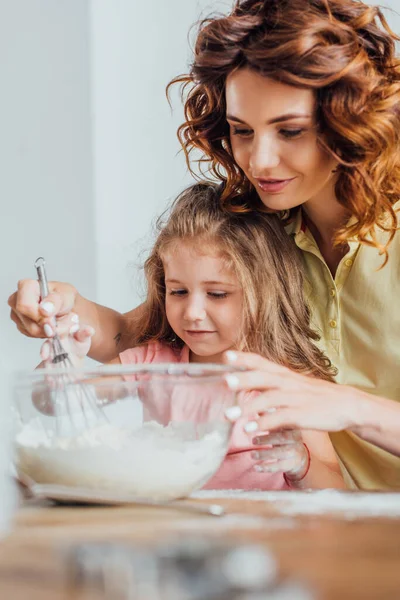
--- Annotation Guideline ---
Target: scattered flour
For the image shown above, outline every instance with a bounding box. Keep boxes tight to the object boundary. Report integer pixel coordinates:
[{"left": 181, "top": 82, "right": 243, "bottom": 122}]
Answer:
[
  {"left": 193, "top": 489, "right": 400, "bottom": 519},
  {"left": 169, "top": 514, "right": 296, "bottom": 531},
  {"left": 15, "top": 420, "right": 229, "bottom": 502}
]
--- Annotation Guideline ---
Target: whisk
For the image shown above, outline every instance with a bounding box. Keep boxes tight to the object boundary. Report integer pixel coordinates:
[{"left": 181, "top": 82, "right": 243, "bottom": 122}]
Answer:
[{"left": 34, "top": 257, "right": 107, "bottom": 432}]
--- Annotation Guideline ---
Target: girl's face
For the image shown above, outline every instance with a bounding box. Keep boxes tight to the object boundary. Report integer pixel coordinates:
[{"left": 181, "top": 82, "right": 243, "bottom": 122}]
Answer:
[
  {"left": 163, "top": 243, "right": 243, "bottom": 363},
  {"left": 225, "top": 69, "right": 338, "bottom": 212}
]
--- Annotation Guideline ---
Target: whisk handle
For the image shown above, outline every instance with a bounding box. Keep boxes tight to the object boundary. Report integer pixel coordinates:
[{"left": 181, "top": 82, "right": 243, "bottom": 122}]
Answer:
[{"left": 34, "top": 257, "right": 50, "bottom": 301}]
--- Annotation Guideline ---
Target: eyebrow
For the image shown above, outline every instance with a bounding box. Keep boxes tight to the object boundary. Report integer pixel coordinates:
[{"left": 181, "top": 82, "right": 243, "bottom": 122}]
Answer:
[
  {"left": 165, "top": 279, "right": 237, "bottom": 287},
  {"left": 226, "top": 112, "right": 312, "bottom": 125}
]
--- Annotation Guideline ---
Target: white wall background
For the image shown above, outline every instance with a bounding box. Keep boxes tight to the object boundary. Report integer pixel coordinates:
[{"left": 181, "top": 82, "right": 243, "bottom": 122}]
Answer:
[
  {"left": 90, "top": 0, "right": 232, "bottom": 313},
  {"left": 1, "top": 0, "right": 231, "bottom": 372},
  {"left": 0, "top": 0, "right": 95, "bottom": 372},
  {"left": 1, "top": 0, "right": 398, "bottom": 373}
]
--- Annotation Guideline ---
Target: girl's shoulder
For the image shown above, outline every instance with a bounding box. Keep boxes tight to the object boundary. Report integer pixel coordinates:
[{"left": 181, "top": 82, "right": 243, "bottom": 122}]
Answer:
[{"left": 119, "top": 341, "right": 188, "bottom": 365}]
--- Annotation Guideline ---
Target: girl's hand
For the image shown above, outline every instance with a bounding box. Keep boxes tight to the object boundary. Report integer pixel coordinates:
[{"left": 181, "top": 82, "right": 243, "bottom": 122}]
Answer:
[
  {"left": 34, "top": 326, "right": 95, "bottom": 415},
  {"left": 40, "top": 325, "right": 95, "bottom": 368},
  {"left": 223, "top": 351, "right": 364, "bottom": 433},
  {"left": 8, "top": 279, "right": 78, "bottom": 339},
  {"left": 249, "top": 429, "right": 310, "bottom": 480}
]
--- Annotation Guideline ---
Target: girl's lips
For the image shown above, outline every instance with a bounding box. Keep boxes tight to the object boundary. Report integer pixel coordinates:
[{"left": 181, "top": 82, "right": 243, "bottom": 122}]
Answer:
[
  {"left": 185, "top": 330, "right": 216, "bottom": 336},
  {"left": 256, "top": 177, "right": 296, "bottom": 193}
]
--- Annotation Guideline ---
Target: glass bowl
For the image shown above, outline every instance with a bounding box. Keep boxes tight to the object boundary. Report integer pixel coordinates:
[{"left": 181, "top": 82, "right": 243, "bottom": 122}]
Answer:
[{"left": 13, "top": 363, "right": 238, "bottom": 502}]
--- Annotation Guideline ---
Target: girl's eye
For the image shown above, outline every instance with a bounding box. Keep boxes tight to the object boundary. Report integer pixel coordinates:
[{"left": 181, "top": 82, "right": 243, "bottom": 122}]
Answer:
[
  {"left": 170, "top": 289, "right": 187, "bottom": 296},
  {"left": 208, "top": 292, "right": 228, "bottom": 299},
  {"left": 230, "top": 126, "right": 253, "bottom": 138},
  {"left": 280, "top": 128, "right": 305, "bottom": 139}
]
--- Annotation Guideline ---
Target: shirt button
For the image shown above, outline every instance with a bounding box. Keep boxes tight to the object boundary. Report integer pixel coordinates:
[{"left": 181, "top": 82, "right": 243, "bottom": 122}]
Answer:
[
  {"left": 344, "top": 258, "right": 353, "bottom": 267},
  {"left": 329, "top": 319, "right": 337, "bottom": 328},
  {"left": 330, "top": 288, "right": 336, "bottom": 298}
]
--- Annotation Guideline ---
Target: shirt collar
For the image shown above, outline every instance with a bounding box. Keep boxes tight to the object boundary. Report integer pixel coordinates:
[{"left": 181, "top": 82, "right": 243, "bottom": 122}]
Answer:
[{"left": 284, "top": 208, "right": 304, "bottom": 237}]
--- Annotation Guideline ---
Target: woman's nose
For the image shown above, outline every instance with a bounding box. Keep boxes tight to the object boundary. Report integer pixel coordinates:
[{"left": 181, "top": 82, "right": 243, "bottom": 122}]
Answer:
[{"left": 249, "top": 135, "right": 280, "bottom": 175}]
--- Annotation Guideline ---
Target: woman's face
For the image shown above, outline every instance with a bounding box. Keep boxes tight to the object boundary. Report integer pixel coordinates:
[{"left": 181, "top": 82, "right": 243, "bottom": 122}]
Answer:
[{"left": 225, "top": 69, "right": 338, "bottom": 212}]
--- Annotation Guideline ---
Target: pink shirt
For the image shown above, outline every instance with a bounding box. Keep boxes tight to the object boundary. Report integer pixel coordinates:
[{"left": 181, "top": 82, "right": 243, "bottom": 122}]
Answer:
[{"left": 120, "top": 341, "right": 287, "bottom": 490}]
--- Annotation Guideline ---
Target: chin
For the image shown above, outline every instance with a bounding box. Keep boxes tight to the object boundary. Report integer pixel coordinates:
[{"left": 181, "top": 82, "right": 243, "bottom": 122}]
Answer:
[{"left": 258, "top": 193, "right": 303, "bottom": 212}]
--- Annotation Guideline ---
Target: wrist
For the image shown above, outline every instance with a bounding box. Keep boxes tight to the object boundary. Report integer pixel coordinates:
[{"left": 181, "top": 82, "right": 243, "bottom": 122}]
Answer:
[
  {"left": 348, "top": 388, "right": 381, "bottom": 431},
  {"left": 283, "top": 443, "right": 311, "bottom": 486},
  {"left": 351, "top": 392, "right": 392, "bottom": 438}
]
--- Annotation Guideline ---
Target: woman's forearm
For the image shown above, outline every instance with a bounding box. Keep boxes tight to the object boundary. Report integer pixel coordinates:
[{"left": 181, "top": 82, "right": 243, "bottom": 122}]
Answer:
[{"left": 350, "top": 394, "right": 400, "bottom": 457}]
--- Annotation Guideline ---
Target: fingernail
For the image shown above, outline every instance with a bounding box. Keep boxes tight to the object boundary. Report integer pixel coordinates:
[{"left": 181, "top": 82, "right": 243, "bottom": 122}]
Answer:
[
  {"left": 266, "top": 407, "right": 277, "bottom": 414},
  {"left": 225, "top": 374, "right": 239, "bottom": 390},
  {"left": 224, "top": 406, "right": 242, "bottom": 421},
  {"left": 244, "top": 421, "right": 259, "bottom": 433},
  {"left": 225, "top": 351, "right": 238, "bottom": 362},
  {"left": 43, "top": 324, "right": 54, "bottom": 338},
  {"left": 254, "top": 465, "right": 264, "bottom": 472},
  {"left": 71, "top": 313, "right": 79, "bottom": 323},
  {"left": 40, "top": 301, "right": 55, "bottom": 315},
  {"left": 86, "top": 326, "right": 95, "bottom": 336},
  {"left": 69, "top": 324, "right": 80, "bottom": 334}
]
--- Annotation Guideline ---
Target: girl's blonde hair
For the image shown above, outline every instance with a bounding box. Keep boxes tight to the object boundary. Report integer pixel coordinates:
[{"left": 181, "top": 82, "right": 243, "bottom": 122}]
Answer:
[
  {"left": 129, "top": 182, "right": 334, "bottom": 381},
  {"left": 169, "top": 0, "right": 400, "bottom": 264}
]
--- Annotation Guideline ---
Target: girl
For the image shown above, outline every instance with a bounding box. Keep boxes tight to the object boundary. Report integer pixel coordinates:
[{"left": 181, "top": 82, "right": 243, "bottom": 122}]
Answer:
[{"left": 40, "top": 183, "right": 344, "bottom": 491}]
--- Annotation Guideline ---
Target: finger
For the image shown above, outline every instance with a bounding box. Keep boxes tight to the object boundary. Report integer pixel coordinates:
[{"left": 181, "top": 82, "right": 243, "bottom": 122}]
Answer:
[
  {"left": 10, "top": 308, "right": 45, "bottom": 338},
  {"left": 240, "top": 391, "right": 299, "bottom": 416},
  {"left": 15, "top": 280, "right": 41, "bottom": 321},
  {"left": 223, "top": 351, "right": 288, "bottom": 374},
  {"left": 254, "top": 456, "right": 301, "bottom": 474},
  {"left": 224, "top": 369, "right": 301, "bottom": 393},
  {"left": 49, "top": 313, "right": 80, "bottom": 337},
  {"left": 252, "top": 443, "right": 303, "bottom": 462},
  {"left": 252, "top": 429, "right": 302, "bottom": 446},
  {"left": 225, "top": 392, "right": 299, "bottom": 424},
  {"left": 10, "top": 281, "right": 49, "bottom": 337},
  {"left": 73, "top": 325, "right": 95, "bottom": 343},
  {"left": 39, "top": 287, "right": 74, "bottom": 319},
  {"left": 40, "top": 341, "right": 52, "bottom": 363},
  {"left": 7, "top": 291, "right": 17, "bottom": 309},
  {"left": 252, "top": 408, "right": 308, "bottom": 433}
]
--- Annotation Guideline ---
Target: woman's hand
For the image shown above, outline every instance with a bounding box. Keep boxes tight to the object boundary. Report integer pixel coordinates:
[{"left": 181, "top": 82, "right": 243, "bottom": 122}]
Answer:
[
  {"left": 8, "top": 279, "right": 78, "bottom": 339},
  {"left": 223, "top": 351, "right": 365, "bottom": 433},
  {"left": 8, "top": 278, "right": 138, "bottom": 363}
]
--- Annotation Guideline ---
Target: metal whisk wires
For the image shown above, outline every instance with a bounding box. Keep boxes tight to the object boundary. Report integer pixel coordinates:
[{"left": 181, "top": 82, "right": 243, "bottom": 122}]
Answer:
[{"left": 34, "top": 257, "right": 107, "bottom": 433}]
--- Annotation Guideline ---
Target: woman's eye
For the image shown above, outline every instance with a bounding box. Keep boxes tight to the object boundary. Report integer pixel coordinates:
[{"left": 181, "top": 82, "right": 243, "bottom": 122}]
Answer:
[
  {"left": 230, "top": 126, "right": 253, "bottom": 138},
  {"left": 208, "top": 292, "right": 228, "bottom": 299},
  {"left": 280, "top": 128, "right": 305, "bottom": 139},
  {"left": 170, "top": 289, "right": 187, "bottom": 296}
]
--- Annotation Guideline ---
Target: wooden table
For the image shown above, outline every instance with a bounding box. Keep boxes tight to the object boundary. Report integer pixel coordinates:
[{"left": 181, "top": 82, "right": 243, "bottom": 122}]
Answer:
[{"left": 1, "top": 490, "right": 400, "bottom": 600}]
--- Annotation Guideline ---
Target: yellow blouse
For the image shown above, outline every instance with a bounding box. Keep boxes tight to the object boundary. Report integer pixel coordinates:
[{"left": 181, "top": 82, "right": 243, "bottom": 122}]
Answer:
[{"left": 286, "top": 205, "right": 400, "bottom": 490}]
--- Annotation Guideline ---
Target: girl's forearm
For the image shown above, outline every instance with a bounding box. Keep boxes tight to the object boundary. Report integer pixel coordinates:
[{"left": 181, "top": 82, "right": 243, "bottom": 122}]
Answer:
[{"left": 74, "top": 296, "right": 144, "bottom": 362}]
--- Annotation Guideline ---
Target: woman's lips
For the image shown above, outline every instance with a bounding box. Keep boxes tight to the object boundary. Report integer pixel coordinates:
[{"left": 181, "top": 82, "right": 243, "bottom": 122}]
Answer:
[{"left": 256, "top": 177, "right": 296, "bottom": 193}]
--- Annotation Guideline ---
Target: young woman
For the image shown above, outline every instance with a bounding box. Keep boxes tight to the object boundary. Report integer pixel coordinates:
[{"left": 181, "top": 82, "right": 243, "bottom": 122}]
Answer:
[{"left": 9, "top": 0, "right": 400, "bottom": 489}]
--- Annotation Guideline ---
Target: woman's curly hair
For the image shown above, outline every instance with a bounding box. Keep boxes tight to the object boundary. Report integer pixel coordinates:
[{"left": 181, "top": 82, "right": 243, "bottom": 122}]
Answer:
[{"left": 168, "top": 0, "right": 400, "bottom": 263}]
